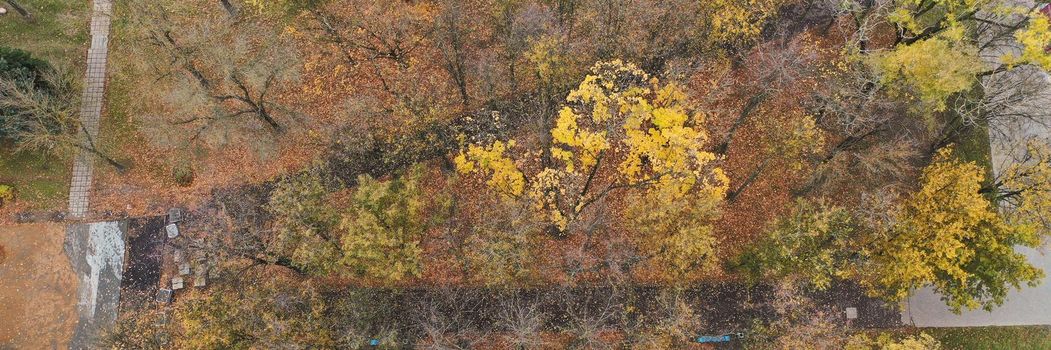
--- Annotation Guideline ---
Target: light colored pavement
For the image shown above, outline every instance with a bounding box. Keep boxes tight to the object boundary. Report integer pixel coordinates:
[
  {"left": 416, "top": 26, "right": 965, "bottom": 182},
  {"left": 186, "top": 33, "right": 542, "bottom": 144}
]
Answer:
[
  {"left": 65, "top": 221, "right": 126, "bottom": 349},
  {"left": 903, "top": 245, "right": 1051, "bottom": 326},
  {"left": 68, "top": 0, "right": 114, "bottom": 219}
]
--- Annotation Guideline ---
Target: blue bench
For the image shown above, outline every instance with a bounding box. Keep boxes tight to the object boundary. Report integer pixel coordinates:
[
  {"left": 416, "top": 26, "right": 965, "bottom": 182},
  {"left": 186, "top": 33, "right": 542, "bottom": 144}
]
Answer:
[{"left": 696, "top": 334, "right": 733, "bottom": 343}]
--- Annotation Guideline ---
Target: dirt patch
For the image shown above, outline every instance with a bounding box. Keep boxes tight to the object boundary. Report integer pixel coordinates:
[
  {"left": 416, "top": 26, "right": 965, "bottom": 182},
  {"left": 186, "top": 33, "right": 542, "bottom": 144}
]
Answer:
[
  {"left": 119, "top": 216, "right": 166, "bottom": 310},
  {"left": 0, "top": 223, "right": 79, "bottom": 349}
]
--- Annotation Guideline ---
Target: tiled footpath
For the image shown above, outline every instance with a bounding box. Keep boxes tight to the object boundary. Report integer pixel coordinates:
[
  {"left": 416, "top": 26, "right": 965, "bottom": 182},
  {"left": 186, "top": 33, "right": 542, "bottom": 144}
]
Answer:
[{"left": 68, "top": 0, "right": 114, "bottom": 218}]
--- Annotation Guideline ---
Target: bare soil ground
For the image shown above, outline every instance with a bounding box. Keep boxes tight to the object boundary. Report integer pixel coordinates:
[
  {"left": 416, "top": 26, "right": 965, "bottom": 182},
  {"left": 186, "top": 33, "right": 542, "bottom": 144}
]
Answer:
[{"left": 0, "top": 223, "right": 79, "bottom": 349}]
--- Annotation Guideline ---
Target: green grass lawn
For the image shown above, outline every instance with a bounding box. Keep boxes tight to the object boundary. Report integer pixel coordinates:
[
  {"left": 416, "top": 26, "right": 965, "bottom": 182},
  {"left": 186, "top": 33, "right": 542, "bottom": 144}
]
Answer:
[
  {"left": 0, "top": 0, "right": 89, "bottom": 210},
  {"left": 0, "top": 147, "right": 69, "bottom": 209},
  {"left": 0, "top": 0, "right": 88, "bottom": 63},
  {"left": 923, "top": 326, "right": 1051, "bottom": 350}
]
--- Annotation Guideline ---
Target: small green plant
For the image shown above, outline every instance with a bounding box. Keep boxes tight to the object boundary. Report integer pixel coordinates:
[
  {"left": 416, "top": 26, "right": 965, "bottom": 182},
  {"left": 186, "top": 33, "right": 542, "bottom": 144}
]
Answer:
[{"left": 171, "top": 164, "right": 195, "bottom": 187}]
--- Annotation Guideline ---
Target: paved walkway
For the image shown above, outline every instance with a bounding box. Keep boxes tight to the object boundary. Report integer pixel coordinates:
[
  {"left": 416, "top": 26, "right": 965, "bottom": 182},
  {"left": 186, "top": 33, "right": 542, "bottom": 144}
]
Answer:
[
  {"left": 65, "top": 221, "right": 126, "bottom": 349},
  {"left": 68, "top": 0, "right": 114, "bottom": 219}
]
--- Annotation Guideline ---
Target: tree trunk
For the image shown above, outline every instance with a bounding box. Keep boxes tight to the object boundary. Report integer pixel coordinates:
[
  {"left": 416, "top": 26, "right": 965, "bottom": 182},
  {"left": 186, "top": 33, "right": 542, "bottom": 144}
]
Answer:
[
  {"left": 726, "top": 157, "right": 771, "bottom": 203},
  {"left": 4, "top": 0, "right": 31, "bottom": 20},
  {"left": 76, "top": 143, "right": 128, "bottom": 173},
  {"left": 256, "top": 110, "right": 284, "bottom": 134},
  {"left": 716, "top": 91, "right": 769, "bottom": 155},
  {"left": 218, "top": 0, "right": 238, "bottom": 18}
]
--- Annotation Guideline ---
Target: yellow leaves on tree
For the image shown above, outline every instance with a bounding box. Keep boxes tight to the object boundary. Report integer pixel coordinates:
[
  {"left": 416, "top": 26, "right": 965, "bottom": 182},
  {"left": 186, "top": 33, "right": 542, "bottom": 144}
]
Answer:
[
  {"left": 739, "top": 147, "right": 1046, "bottom": 312},
  {"left": 626, "top": 185, "right": 724, "bottom": 282},
  {"left": 998, "top": 141, "right": 1051, "bottom": 236},
  {"left": 868, "top": 147, "right": 1043, "bottom": 312},
  {"left": 888, "top": 0, "right": 983, "bottom": 40},
  {"left": 454, "top": 140, "right": 526, "bottom": 197},
  {"left": 702, "top": 0, "right": 788, "bottom": 46},
  {"left": 457, "top": 60, "right": 728, "bottom": 237},
  {"left": 525, "top": 35, "right": 580, "bottom": 90},
  {"left": 1006, "top": 14, "right": 1051, "bottom": 71},
  {"left": 870, "top": 37, "right": 984, "bottom": 117}
]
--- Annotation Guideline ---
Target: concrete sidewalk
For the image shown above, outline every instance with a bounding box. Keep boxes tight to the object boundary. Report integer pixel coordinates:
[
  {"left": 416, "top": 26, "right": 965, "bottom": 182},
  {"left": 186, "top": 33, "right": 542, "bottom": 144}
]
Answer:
[
  {"left": 65, "top": 221, "right": 126, "bottom": 349},
  {"left": 68, "top": 0, "right": 114, "bottom": 219},
  {"left": 903, "top": 244, "right": 1051, "bottom": 327}
]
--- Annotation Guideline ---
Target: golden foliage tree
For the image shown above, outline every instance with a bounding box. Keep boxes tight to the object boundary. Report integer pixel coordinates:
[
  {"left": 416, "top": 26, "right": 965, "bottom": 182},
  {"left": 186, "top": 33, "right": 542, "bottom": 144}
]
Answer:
[
  {"left": 868, "top": 147, "right": 1043, "bottom": 311},
  {"left": 741, "top": 147, "right": 1046, "bottom": 312},
  {"left": 456, "top": 60, "right": 728, "bottom": 235}
]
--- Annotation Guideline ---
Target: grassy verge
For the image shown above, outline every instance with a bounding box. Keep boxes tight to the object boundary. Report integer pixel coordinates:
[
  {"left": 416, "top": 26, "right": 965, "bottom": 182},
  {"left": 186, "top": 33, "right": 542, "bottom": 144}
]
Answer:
[
  {"left": 0, "top": 0, "right": 88, "bottom": 210},
  {"left": 0, "top": 0, "right": 88, "bottom": 63},
  {"left": 922, "top": 326, "right": 1051, "bottom": 350},
  {"left": 0, "top": 147, "right": 69, "bottom": 209}
]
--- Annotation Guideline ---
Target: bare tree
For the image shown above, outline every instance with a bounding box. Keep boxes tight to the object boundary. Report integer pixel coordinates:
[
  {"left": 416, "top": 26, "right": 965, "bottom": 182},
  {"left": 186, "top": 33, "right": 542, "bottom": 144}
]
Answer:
[
  {"left": 435, "top": 1, "right": 474, "bottom": 108},
  {"left": 496, "top": 293, "right": 546, "bottom": 350},
  {"left": 0, "top": 66, "right": 127, "bottom": 171},
  {"left": 557, "top": 285, "right": 624, "bottom": 350},
  {"left": 125, "top": 0, "right": 300, "bottom": 147},
  {"left": 413, "top": 288, "right": 490, "bottom": 349}
]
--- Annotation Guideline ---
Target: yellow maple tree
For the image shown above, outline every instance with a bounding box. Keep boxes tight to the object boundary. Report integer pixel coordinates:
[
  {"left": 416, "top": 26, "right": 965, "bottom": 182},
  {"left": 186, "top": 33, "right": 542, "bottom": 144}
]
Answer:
[
  {"left": 866, "top": 147, "right": 1043, "bottom": 312},
  {"left": 457, "top": 60, "right": 728, "bottom": 238}
]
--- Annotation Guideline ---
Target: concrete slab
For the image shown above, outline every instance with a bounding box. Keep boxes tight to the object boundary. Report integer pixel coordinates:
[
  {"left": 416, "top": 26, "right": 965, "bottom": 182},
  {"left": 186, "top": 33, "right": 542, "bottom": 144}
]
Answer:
[
  {"left": 903, "top": 244, "right": 1051, "bottom": 326},
  {"left": 65, "top": 221, "right": 126, "bottom": 348}
]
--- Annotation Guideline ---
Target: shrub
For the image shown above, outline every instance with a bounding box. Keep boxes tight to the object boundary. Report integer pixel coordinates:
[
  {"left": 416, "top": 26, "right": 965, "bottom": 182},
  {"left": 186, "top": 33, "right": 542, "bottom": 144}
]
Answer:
[
  {"left": 171, "top": 163, "right": 195, "bottom": 187},
  {"left": 0, "top": 184, "right": 14, "bottom": 207}
]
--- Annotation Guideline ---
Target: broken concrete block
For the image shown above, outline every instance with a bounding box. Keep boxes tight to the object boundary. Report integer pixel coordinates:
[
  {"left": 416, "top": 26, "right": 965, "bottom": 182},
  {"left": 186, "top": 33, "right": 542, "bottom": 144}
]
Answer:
[
  {"left": 845, "top": 307, "right": 858, "bottom": 320},
  {"left": 172, "top": 276, "right": 184, "bottom": 290},
  {"left": 165, "top": 223, "right": 179, "bottom": 239},
  {"left": 167, "top": 208, "right": 183, "bottom": 223},
  {"left": 194, "top": 275, "right": 206, "bottom": 288},
  {"left": 179, "top": 262, "right": 191, "bottom": 276},
  {"left": 156, "top": 289, "right": 173, "bottom": 303}
]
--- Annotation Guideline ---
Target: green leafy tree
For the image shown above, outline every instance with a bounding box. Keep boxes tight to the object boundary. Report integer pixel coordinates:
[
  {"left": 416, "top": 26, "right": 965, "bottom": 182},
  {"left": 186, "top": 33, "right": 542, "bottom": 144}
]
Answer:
[
  {"left": 740, "top": 148, "right": 1045, "bottom": 312},
  {"left": 267, "top": 169, "right": 342, "bottom": 275},
  {"left": 174, "top": 279, "right": 337, "bottom": 349},
  {"left": 339, "top": 168, "right": 440, "bottom": 282},
  {"left": 733, "top": 199, "right": 860, "bottom": 289},
  {"left": 267, "top": 167, "right": 438, "bottom": 283}
]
